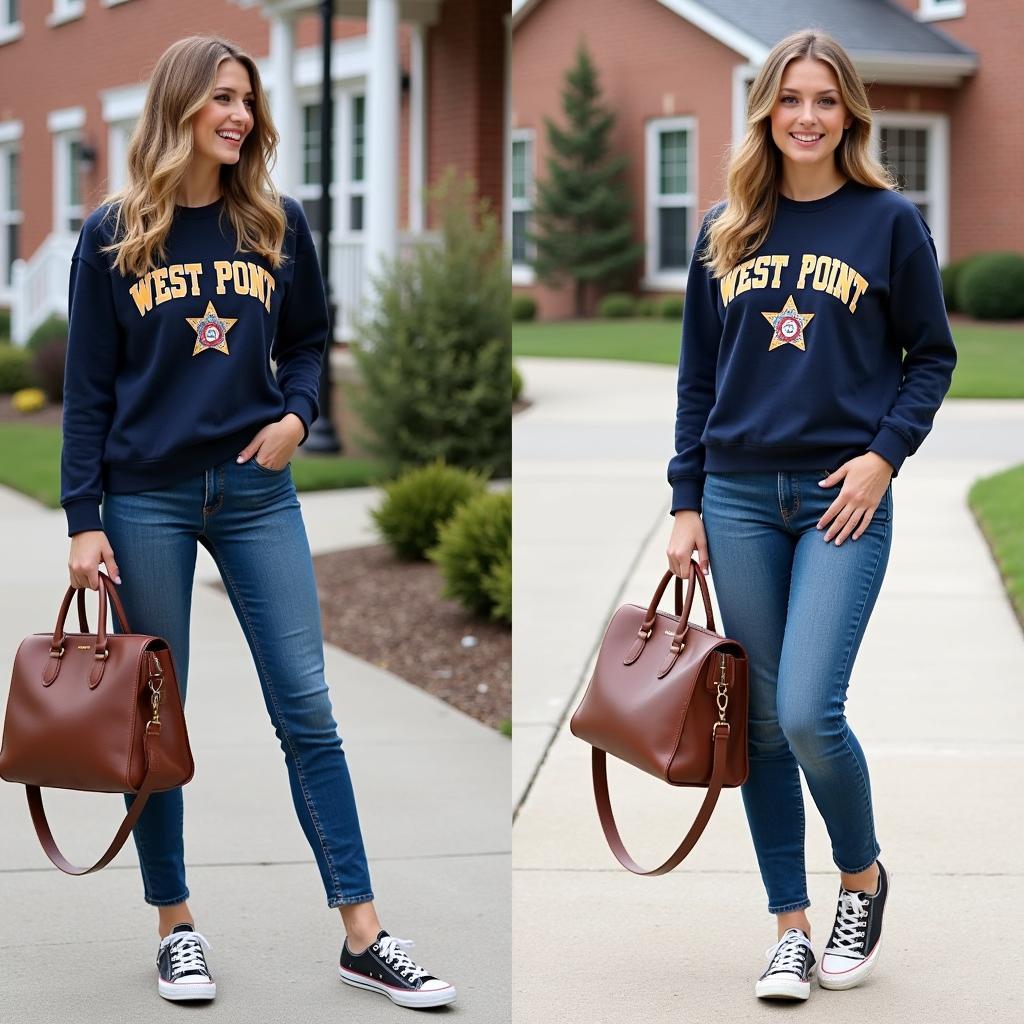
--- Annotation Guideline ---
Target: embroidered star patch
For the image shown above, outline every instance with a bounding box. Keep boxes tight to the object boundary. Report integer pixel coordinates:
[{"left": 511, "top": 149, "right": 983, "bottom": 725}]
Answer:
[
  {"left": 761, "top": 295, "right": 815, "bottom": 352},
  {"left": 186, "top": 301, "right": 238, "bottom": 356}
]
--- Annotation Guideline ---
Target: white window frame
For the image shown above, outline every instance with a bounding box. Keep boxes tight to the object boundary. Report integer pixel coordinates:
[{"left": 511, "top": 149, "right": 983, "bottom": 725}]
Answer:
[
  {"left": 46, "top": 0, "right": 85, "bottom": 28},
  {"left": 106, "top": 118, "right": 137, "bottom": 193},
  {"left": 101, "top": 0, "right": 139, "bottom": 6},
  {"left": 0, "top": 124, "right": 23, "bottom": 300},
  {"left": 872, "top": 111, "right": 949, "bottom": 266},
  {"left": 0, "top": 0, "right": 23, "bottom": 45},
  {"left": 644, "top": 115, "right": 697, "bottom": 293},
  {"left": 348, "top": 92, "right": 366, "bottom": 234},
  {"left": 917, "top": 0, "right": 966, "bottom": 22},
  {"left": 510, "top": 128, "right": 535, "bottom": 286}
]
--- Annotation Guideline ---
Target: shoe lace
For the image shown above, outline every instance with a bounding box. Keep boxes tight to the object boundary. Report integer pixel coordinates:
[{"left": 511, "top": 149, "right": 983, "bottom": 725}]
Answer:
[
  {"left": 159, "top": 930, "right": 212, "bottom": 978},
  {"left": 828, "top": 890, "right": 868, "bottom": 953},
  {"left": 764, "top": 929, "right": 812, "bottom": 973},
  {"left": 377, "top": 935, "right": 428, "bottom": 983}
]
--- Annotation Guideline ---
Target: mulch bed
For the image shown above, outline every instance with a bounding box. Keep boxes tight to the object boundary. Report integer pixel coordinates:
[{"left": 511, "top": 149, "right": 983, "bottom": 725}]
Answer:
[
  {"left": 310, "top": 544, "right": 511, "bottom": 731},
  {"left": 0, "top": 394, "right": 63, "bottom": 425}
]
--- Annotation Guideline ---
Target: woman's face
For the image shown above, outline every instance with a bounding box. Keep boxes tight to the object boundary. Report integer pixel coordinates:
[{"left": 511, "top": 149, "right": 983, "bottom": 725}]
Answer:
[
  {"left": 769, "top": 58, "right": 853, "bottom": 171},
  {"left": 191, "top": 58, "right": 254, "bottom": 167}
]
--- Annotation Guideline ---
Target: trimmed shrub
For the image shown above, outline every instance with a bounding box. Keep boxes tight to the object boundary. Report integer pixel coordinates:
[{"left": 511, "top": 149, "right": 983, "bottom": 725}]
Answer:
[
  {"left": 956, "top": 252, "right": 1024, "bottom": 320},
  {"left": 32, "top": 337, "right": 66, "bottom": 402},
  {"left": 12, "top": 387, "right": 46, "bottom": 413},
  {"left": 598, "top": 292, "right": 635, "bottom": 318},
  {"left": 659, "top": 296, "right": 684, "bottom": 319},
  {"left": 0, "top": 344, "right": 33, "bottom": 394},
  {"left": 940, "top": 257, "right": 971, "bottom": 313},
  {"left": 429, "top": 489, "right": 512, "bottom": 621},
  {"left": 351, "top": 170, "right": 512, "bottom": 478},
  {"left": 512, "top": 363, "right": 523, "bottom": 403},
  {"left": 0, "top": 307, "right": 10, "bottom": 342},
  {"left": 372, "top": 460, "right": 487, "bottom": 560},
  {"left": 26, "top": 313, "right": 68, "bottom": 353},
  {"left": 483, "top": 553, "right": 512, "bottom": 624},
  {"left": 636, "top": 297, "right": 658, "bottom": 317},
  {"left": 512, "top": 294, "right": 537, "bottom": 321}
]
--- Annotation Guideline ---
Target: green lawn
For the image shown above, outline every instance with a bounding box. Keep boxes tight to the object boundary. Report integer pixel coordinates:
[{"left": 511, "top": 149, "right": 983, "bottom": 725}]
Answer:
[
  {"left": 0, "top": 423, "right": 386, "bottom": 510},
  {"left": 969, "top": 463, "right": 1024, "bottom": 631},
  {"left": 512, "top": 319, "right": 1024, "bottom": 398}
]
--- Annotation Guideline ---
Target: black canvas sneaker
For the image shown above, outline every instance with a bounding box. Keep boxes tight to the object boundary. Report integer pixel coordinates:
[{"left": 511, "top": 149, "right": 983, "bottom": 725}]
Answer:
[
  {"left": 339, "top": 929, "right": 456, "bottom": 1008},
  {"left": 756, "top": 927, "right": 817, "bottom": 1000},
  {"left": 818, "top": 860, "right": 891, "bottom": 990},
  {"left": 156, "top": 923, "right": 216, "bottom": 1002}
]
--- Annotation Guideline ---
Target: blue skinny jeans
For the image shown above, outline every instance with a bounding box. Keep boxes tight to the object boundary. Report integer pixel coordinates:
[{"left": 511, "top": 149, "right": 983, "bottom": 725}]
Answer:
[
  {"left": 700, "top": 469, "right": 892, "bottom": 914},
  {"left": 100, "top": 454, "right": 374, "bottom": 908}
]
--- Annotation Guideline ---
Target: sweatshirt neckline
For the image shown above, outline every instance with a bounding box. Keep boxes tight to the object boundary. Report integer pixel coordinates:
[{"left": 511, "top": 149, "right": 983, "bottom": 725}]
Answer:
[
  {"left": 174, "top": 196, "right": 224, "bottom": 220},
  {"left": 776, "top": 179, "right": 855, "bottom": 213}
]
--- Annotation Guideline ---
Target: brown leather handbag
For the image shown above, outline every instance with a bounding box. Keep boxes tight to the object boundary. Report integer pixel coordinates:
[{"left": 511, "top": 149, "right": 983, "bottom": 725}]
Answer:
[
  {"left": 0, "top": 571, "right": 194, "bottom": 875},
  {"left": 570, "top": 558, "right": 749, "bottom": 875}
]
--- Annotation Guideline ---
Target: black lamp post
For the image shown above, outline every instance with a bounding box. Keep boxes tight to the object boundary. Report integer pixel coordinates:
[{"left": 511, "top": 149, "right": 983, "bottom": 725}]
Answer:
[{"left": 304, "top": 0, "right": 342, "bottom": 453}]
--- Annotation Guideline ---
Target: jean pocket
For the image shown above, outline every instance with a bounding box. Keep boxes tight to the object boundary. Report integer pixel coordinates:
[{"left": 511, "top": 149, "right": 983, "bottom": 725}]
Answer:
[{"left": 248, "top": 455, "right": 289, "bottom": 474}]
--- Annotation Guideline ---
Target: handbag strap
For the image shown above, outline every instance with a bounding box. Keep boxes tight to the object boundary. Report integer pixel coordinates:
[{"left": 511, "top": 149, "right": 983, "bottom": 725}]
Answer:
[
  {"left": 24, "top": 721, "right": 167, "bottom": 876},
  {"left": 590, "top": 723, "right": 732, "bottom": 876}
]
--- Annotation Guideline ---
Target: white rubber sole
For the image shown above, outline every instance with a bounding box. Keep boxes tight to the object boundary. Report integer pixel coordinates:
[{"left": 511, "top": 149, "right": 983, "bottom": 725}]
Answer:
[
  {"left": 755, "top": 974, "right": 813, "bottom": 1000},
  {"left": 818, "top": 871, "right": 891, "bottom": 990},
  {"left": 158, "top": 977, "right": 216, "bottom": 1001},
  {"left": 339, "top": 965, "right": 456, "bottom": 1008}
]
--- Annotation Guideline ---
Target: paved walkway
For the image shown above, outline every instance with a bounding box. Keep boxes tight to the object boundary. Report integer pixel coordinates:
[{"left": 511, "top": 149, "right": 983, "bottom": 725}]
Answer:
[
  {"left": 0, "top": 483, "right": 509, "bottom": 1023},
  {"left": 513, "top": 357, "right": 1024, "bottom": 1022}
]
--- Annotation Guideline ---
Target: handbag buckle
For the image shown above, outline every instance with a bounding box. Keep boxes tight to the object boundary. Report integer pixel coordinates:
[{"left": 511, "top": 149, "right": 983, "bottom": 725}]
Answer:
[
  {"left": 94, "top": 649, "right": 109, "bottom": 660},
  {"left": 49, "top": 643, "right": 65, "bottom": 659},
  {"left": 712, "top": 720, "right": 731, "bottom": 740}
]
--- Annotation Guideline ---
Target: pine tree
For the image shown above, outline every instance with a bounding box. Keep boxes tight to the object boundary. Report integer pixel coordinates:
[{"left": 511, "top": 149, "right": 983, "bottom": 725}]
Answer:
[{"left": 529, "top": 41, "right": 643, "bottom": 317}]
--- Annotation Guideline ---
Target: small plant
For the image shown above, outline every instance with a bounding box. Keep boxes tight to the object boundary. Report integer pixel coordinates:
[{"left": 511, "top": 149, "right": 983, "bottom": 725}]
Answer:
[
  {"left": 512, "top": 294, "right": 537, "bottom": 321},
  {"left": 636, "top": 297, "right": 657, "bottom": 317},
  {"left": 597, "top": 293, "right": 636, "bottom": 318},
  {"left": 659, "top": 296, "right": 684, "bottom": 319},
  {"left": 429, "top": 489, "right": 512, "bottom": 621},
  {"left": 955, "top": 252, "right": 1024, "bottom": 320},
  {"left": 483, "top": 553, "right": 512, "bottom": 624},
  {"left": 25, "top": 313, "right": 68, "bottom": 353},
  {"left": 940, "top": 257, "right": 971, "bottom": 313},
  {"left": 12, "top": 387, "right": 46, "bottom": 413},
  {"left": 32, "top": 337, "right": 67, "bottom": 403},
  {"left": 372, "top": 460, "right": 488, "bottom": 560},
  {"left": 0, "top": 344, "right": 33, "bottom": 394},
  {"left": 512, "top": 364, "right": 523, "bottom": 403},
  {"left": 0, "top": 306, "right": 11, "bottom": 342}
]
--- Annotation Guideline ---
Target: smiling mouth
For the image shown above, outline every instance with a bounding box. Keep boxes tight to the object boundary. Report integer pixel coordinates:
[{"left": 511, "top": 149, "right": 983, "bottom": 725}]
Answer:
[{"left": 790, "top": 133, "right": 825, "bottom": 145}]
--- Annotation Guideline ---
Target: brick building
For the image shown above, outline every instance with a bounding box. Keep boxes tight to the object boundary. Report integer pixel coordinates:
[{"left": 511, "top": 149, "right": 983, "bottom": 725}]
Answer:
[
  {"left": 0, "top": 0, "right": 510, "bottom": 342},
  {"left": 510, "top": 0, "right": 1019, "bottom": 320}
]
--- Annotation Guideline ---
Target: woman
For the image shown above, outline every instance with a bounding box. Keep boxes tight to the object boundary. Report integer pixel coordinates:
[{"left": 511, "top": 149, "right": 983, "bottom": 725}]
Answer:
[
  {"left": 62, "top": 35, "right": 454, "bottom": 1009},
  {"left": 666, "top": 30, "right": 955, "bottom": 1002}
]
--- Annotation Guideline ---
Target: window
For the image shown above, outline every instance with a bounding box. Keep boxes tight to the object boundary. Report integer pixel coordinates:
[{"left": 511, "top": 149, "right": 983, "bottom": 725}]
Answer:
[
  {"left": 645, "top": 117, "right": 697, "bottom": 290},
  {"left": 917, "top": 0, "right": 965, "bottom": 21},
  {"left": 0, "top": 0, "right": 23, "bottom": 46},
  {"left": 47, "top": 0, "right": 84, "bottom": 27},
  {"left": 873, "top": 112, "right": 949, "bottom": 265},
  {"left": 510, "top": 129, "right": 534, "bottom": 272},
  {"left": 1, "top": 145, "right": 21, "bottom": 289},
  {"left": 349, "top": 94, "right": 365, "bottom": 233}
]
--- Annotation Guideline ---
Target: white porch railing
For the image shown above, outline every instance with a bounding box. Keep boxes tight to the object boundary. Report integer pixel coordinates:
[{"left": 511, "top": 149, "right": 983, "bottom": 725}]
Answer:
[
  {"left": 10, "top": 228, "right": 440, "bottom": 347},
  {"left": 10, "top": 234, "right": 78, "bottom": 346}
]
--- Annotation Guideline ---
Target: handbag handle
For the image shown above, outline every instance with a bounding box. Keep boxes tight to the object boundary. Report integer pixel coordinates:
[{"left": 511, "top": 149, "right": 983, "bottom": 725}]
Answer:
[
  {"left": 25, "top": 717, "right": 168, "bottom": 876},
  {"left": 625, "top": 561, "right": 715, "bottom": 666},
  {"left": 50, "top": 572, "right": 131, "bottom": 659},
  {"left": 590, "top": 722, "right": 732, "bottom": 875}
]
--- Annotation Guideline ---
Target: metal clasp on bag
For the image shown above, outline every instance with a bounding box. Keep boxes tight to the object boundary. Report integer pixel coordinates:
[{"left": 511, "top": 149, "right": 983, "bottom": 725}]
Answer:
[
  {"left": 147, "top": 652, "right": 164, "bottom": 727},
  {"left": 712, "top": 652, "right": 729, "bottom": 739},
  {"left": 49, "top": 641, "right": 65, "bottom": 658}
]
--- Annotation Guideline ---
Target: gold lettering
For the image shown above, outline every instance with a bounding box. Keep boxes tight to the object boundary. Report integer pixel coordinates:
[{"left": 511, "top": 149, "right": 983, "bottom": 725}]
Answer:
[
  {"left": 247, "top": 262, "right": 265, "bottom": 305},
  {"left": 848, "top": 273, "right": 869, "bottom": 313},
  {"left": 128, "top": 275, "right": 154, "bottom": 316},
  {"left": 734, "top": 259, "right": 754, "bottom": 296},
  {"left": 183, "top": 262, "right": 203, "bottom": 294},
  {"left": 750, "top": 255, "right": 771, "bottom": 290},
  {"left": 812, "top": 255, "right": 833, "bottom": 291},
  {"left": 151, "top": 268, "right": 171, "bottom": 305},
  {"left": 232, "top": 260, "right": 250, "bottom": 294},
  {"left": 214, "top": 260, "right": 233, "bottom": 294},
  {"left": 796, "top": 253, "right": 817, "bottom": 291},
  {"left": 166, "top": 265, "right": 187, "bottom": 300},
  {"left": 769, "top": 255, "right": 789, "bottom": 289},
  {"left": 825, "top": 257, "right": 842, "bottom": 295},
  {"left": 262, "top": 273, "right": 275, "bottom": 311}
]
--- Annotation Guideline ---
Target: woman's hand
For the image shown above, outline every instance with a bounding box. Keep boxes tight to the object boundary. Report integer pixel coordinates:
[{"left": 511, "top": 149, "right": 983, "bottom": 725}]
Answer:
[
  {"left": 69, "top": 531, "right": 121, "bottom": 591},
  {"left": 816, "top": 452, "right": 894, "bottom": 545},
  {"left": 236, "top": 413, "right": 305, "bottom": 470},
  {"left": 667, "top": 509, "right": 710, "bottom": 578}
]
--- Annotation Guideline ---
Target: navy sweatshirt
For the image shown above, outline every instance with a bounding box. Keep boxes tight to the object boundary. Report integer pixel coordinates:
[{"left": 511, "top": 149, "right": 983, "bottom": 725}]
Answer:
[
  {"left": 61, "top": 195, "right": 327, "bottom": 536},
  {"left": 668, "top": 179, "right": 957, "bottom": 514}
]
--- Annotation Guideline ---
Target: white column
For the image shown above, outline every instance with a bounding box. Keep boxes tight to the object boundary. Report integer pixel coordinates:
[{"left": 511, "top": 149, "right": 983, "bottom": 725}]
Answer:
[
  {"left": 408, "top": 22, "right": 426, "bottom": 235},
  {"left": 269, "top": 12, "right": 297, "bottom": 196},
  {"left": 366, "top": 0, "right": 400, "bottom": 288}
]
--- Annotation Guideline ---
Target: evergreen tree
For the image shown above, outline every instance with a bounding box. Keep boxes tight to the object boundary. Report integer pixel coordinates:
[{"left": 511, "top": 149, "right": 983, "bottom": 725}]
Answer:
[{"left": 530, "top": 41, "right": 643, "bottom": 317}]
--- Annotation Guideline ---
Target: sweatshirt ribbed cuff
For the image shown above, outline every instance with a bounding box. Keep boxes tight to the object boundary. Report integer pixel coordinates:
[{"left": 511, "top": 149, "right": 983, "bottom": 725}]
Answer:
[
  {"left": 867, "top": 426, "right": 911, "bottom": 477},
  {"left": 65, "top": 498, "right": 103, "bottom": 537},
  {"left": 670, "top": 478, "right": 704, "bottom": 515},
  {"left": 283, "top": 393, "right": 317, "bottom": 446}
]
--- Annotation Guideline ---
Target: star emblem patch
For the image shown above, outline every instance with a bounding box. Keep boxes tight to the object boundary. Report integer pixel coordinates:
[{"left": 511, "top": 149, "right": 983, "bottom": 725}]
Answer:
[
  {"left": 761, "top": 295, "right": 815, "bottom": 352},
  {"left": 186, "top": 301, "right": 238, "bottom": 356}
]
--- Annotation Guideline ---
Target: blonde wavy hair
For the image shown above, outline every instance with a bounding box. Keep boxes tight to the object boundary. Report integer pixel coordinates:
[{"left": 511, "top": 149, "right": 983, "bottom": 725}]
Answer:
[
  {"left": 97, "top": 35, "right": 287, "bottom": 278},
  {"left": 702, "top": 29, "right": 897, "bottom": 280}
]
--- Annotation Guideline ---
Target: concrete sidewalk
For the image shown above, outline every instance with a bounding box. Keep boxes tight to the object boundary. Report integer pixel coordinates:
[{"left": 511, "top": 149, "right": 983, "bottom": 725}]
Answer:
[
  {"left": 513, "top": 357, "right": 1024, "bottom": 1022},
  {"left": 0, "top": 483, "right": 510, "bottom": 1023}
]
